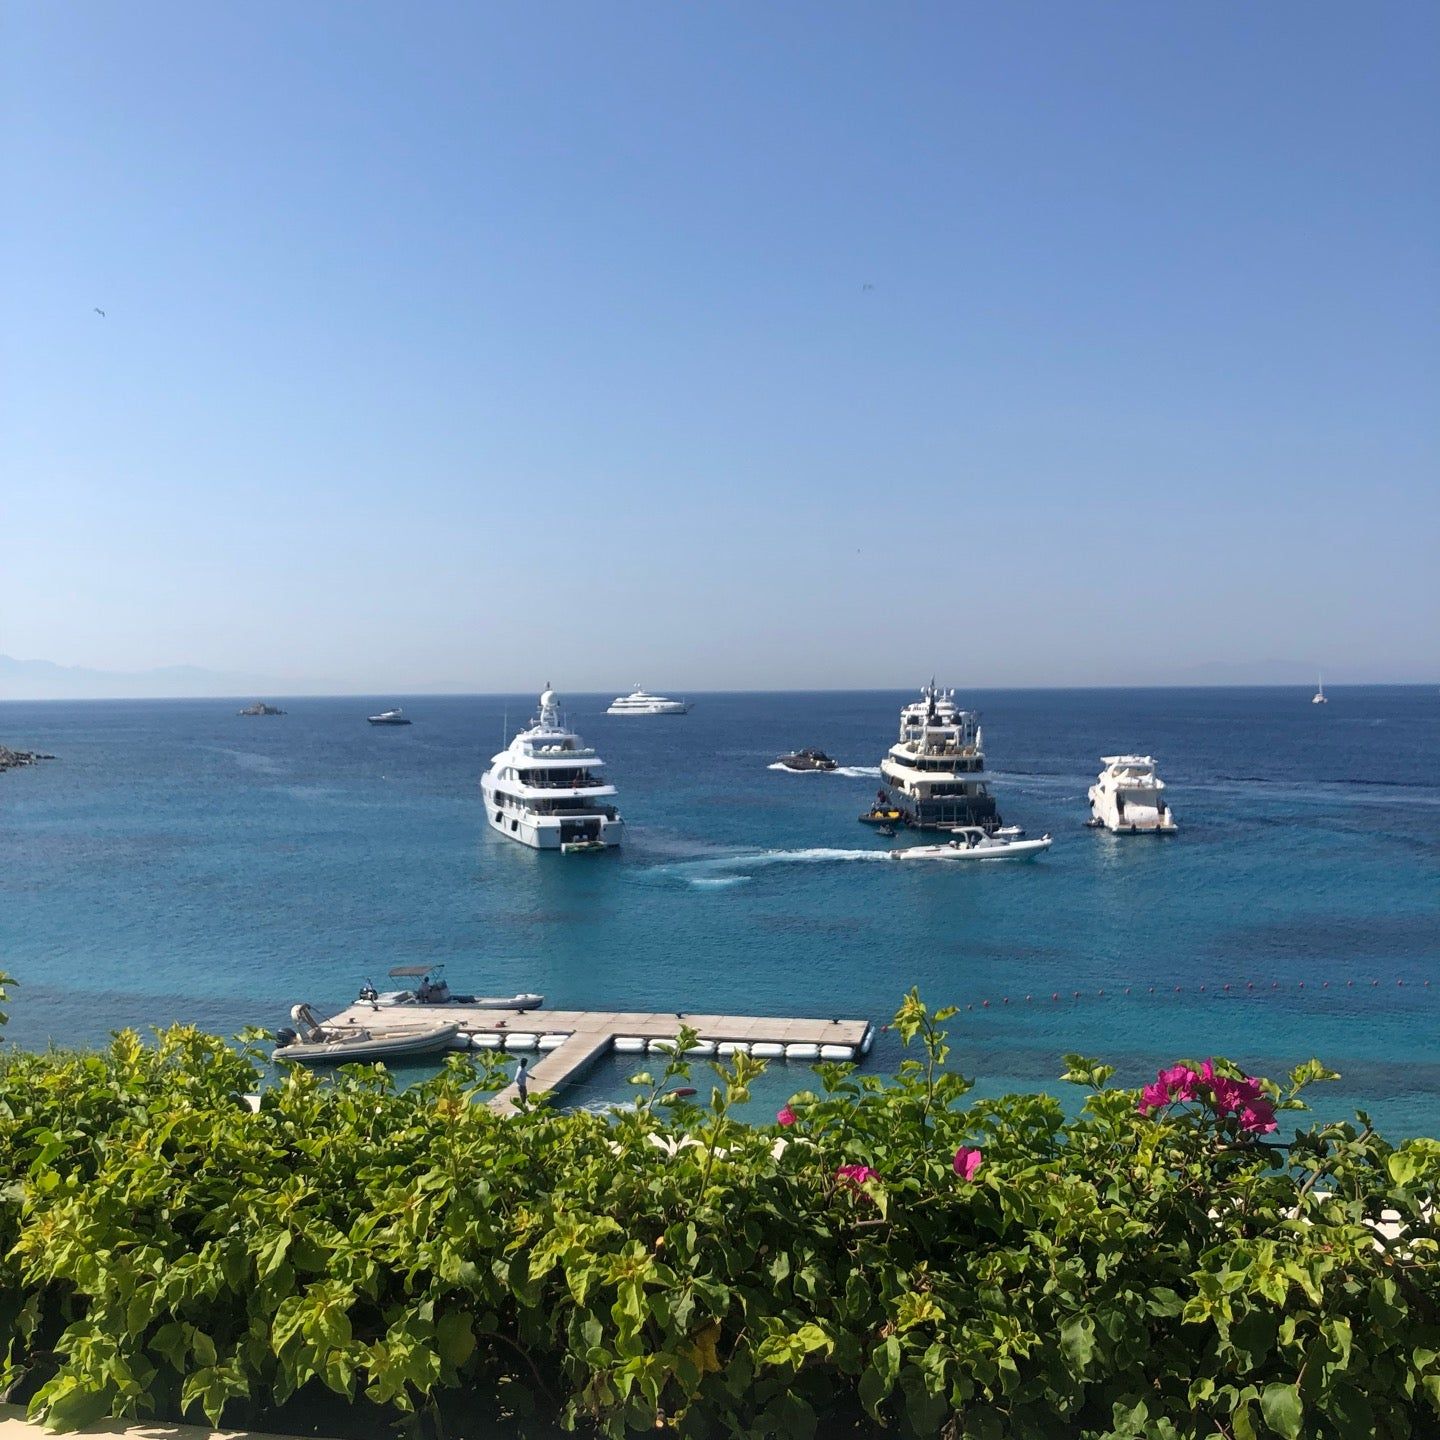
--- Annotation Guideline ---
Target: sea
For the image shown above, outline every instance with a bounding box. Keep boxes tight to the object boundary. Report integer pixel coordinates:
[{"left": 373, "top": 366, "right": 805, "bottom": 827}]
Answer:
[{"left": 1, "top": 688, "right": 1436, "bottom": 1136}]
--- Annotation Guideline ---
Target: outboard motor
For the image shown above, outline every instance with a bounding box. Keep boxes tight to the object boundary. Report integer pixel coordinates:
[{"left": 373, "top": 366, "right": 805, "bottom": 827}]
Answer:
[
  {"left": 274, "top": 1027, "right": 298, "bottom": 1049},
  {"left": 358, "top": 980, "right": 378, "bottom": 1004}
]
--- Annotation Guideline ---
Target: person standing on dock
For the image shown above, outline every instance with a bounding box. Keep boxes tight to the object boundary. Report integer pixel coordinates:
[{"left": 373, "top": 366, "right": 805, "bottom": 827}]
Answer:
[{"left": 515, "top": 1057, "right": 529, "bottom": 1106}]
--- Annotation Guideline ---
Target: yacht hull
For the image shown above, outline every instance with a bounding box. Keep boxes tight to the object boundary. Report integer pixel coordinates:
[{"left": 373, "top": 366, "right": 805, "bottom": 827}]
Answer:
[{"left": 481, "top": 786, "right": 623, "bottom": 850}]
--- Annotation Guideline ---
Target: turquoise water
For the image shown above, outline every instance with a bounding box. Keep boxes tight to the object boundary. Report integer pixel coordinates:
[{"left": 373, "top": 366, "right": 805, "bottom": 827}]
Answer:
[{"left": 1, "top": 688, "right": 1436, "bottom": 1133}]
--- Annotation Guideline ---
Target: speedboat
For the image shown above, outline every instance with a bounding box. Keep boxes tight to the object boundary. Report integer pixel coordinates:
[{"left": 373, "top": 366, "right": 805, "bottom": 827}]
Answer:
[
  {"left": 993, "top": 824, "right": 1026, "bottom": 840},
  {"left": 368, "top": 707, "right": 412, "bottom": 725},
  {"left": 273, "top": 1004, "right": 459, "bottom": 1064},
  {"left": 875, "top": 824, "right": 898, "bottom": 838},
  {"left": 1087, "top": 756, "right": 1178, "bottom": 833},
  {"left": 607, "top": 687, "right": 691, "bottom": 716},
  {"left": 891, "top": 826, "right": 1052, "bottom": 861},
  {"left": 358, "top": 966, "right": 543, "bottom": 1010},
  {"left": 776, "top": 749, "right": 838, "bottom": 772}
]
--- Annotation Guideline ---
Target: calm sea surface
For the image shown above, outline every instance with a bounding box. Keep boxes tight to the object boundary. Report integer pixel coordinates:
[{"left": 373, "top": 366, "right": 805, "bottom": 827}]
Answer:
[{"left": 1, "top": 688, "right": 1436, "bottom": 1134}]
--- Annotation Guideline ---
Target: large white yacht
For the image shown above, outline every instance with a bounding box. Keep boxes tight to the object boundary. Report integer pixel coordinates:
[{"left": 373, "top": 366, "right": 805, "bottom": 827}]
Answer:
[
  {"left": 606, "top": 686, "right": 691, "bottom": 716},
  {"left": 1087, "top": 755, "right": 1178, "bottom": 834},
  {"left": 879, "top": 681, "right": 1001, "bottom": 832},
  {"left": 481, "top": 687, "right": 624, "bottom": 851}
]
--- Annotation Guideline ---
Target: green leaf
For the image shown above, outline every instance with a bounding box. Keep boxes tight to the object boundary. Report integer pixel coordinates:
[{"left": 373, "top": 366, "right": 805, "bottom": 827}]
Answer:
[
  {"left": 1260, "top": 1383, "right": 1302, "bottom": 1439},
  {"left": 1060, "top": 1314, "right": 1095, "bottom": 1376},
  {"left": 436, "top": 1312, "right": 475, "bottom": 1370}
]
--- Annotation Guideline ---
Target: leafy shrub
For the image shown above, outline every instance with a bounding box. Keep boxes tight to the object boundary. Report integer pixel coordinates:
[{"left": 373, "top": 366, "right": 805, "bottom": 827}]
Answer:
[{"left": 1, "top": 975, "right": 1438, "bottom": 1438}]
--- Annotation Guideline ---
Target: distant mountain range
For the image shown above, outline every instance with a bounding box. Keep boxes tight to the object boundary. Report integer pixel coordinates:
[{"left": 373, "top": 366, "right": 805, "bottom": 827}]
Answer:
[{"left": 0, "top": 655, "right": 295, "bottom": 700}]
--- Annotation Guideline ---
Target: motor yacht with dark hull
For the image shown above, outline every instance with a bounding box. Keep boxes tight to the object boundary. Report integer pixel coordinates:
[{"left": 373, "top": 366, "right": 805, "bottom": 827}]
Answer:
[
  {"left": 879, "top": 681, "right": 1001, "bottom": 832},
  {"left": 480, "top": 687, "right": 624, "bottom": 850},
  {"left": 775, "top": 749, "right": 838, "bottom": 772},
  {"left": 367, "top": 707, "right": 412, "bottom": 726}
]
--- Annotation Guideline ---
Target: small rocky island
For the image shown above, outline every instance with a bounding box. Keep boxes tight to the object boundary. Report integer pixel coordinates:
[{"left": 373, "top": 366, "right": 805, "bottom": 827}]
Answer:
[
  {"left": 237, "top": 702, "right": 286, "bottom": 716},
  {"left": 0, "top": 745, "right": 55, "bottom": 775}
]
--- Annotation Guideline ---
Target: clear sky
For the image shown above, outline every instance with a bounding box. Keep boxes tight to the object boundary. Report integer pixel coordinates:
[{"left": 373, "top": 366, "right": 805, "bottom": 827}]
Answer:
[{"left": 2, "top": 2, "right": 1436, "bottom": 694}]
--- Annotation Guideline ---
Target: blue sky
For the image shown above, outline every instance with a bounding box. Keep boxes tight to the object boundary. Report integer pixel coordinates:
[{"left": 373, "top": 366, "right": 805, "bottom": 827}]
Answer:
[{"left": 2, "top": 2, "right": 1436, "bottom": 693}]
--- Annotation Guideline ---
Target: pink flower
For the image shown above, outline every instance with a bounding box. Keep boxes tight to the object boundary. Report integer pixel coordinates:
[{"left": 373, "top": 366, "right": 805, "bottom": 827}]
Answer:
[
  {"left": 953, "top": 1146, "right": 983, "bottom": 1181},
  {"left": 1159, "top": 1064, "right": 1202, "bottom": 1102},
  {"left": 836, "top": 1164, "right": 878, "bottom": 1187},
  {"left": 1210, "top": 1073, "right": 1264, "bottom": 1118},
  {"left": 776, "top": 1105, "right": 797, "bottom": 1127},
  {"left": 1239, "top": 1099, "right": 1277, "bottom": 1135},
  {"left": 1138, "top": 1080, "right": 1171, "bottom": 1115}
]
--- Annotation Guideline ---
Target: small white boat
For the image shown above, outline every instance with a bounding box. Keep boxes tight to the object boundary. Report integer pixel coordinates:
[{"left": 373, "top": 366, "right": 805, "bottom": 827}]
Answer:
[
  {"left": 891, "top": 826, "right": 1053, "bottom": 861},
  {"left": 1312, "top": 675, "right": 1328, "bottom": 705},
  {"left": 368, "top": 707, "right": 412, "bottom": 725},
  {"left": 273, "top": 1004, "right": 459, "bottom": 1064},
  {"left": 358, "top": 966, "right": 543, "bottom": 1010},
  {"left": 993, "top": 824, "right": 1026, "bottom": 840},
  {"left": 607, "top": 687, "right": 691, "bottom": 716}
]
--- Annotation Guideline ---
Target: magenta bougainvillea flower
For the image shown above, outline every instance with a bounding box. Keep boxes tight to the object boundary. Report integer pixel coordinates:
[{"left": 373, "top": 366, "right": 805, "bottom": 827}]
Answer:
[
  {"left": 776, "top": 1105, "right": 797, "bottom": 1127},
  {"left": 836, "top": 1164, "right": 878, "bottom": 1186},
  {"left": 1138, "top": 1059, "right": 1277, "bottom": 1133},
  {"left": 952, "top": 1146, "right": 983, "bottom": 1181}
]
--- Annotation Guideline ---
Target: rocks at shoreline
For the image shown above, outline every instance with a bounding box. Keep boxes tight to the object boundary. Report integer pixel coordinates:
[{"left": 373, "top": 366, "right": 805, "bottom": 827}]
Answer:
[{"left": 0, "top": 745, "right": 55, "bottom": 774}]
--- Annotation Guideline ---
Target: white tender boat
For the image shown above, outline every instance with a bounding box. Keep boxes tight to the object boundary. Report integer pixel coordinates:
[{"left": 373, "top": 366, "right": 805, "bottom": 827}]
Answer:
[
  {"left": 481, "top": 687, "right": 624, "bottom": 850},
  {"left": 358, "top": 965, "right": 543, "bottom": 1010},
  {"left": 892, "top": 826, "right": 1052, "bottom": 861},
  {"left": 1087, "top": 755, "right": 1178, "bottom": 833},
  {"left": 607, "top": 686, "right": 690, "bottom": 716},
  {"left": 272, "top": 1004, "right": 459, "bottom": 1064}
]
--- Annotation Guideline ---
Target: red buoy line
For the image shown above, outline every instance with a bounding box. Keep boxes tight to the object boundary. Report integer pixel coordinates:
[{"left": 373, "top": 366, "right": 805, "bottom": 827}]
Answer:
[{"left": 959, "top": 977, "right": 1433, "bottom": 1012}]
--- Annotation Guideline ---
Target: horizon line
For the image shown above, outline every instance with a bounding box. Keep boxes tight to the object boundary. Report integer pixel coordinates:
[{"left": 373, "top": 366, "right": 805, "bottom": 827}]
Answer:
[{"left": 3, "top": 680, "right": 1435, "bottom": 705}]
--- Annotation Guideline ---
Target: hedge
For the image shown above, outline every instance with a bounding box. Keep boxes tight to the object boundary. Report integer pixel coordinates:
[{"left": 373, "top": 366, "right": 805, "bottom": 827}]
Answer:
[{"left": 1, "top": 971, "right": 1438, "bottom": 1438}]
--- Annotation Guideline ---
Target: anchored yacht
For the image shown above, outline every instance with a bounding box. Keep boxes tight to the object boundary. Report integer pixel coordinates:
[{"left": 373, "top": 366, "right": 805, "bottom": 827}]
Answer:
[
  {"left": 879, "top": 681, "right": 1001, "bottom": 832},
  {"left": 1087, "top": 755, "right": 1178, "bottom": 834},
  {"left": 606, "top": 687, "right": 691, "bottom": 716},
  {"left": 481, "top": 687, "right": 624, "bottom": 850}
]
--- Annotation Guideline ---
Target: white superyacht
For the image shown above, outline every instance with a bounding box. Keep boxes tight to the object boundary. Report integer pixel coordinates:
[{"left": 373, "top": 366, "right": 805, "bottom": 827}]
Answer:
[
  {"left": 1087, "top": 755, "right": 1178, "bottom": 833},
  {"left": 481, "top": 687, "right": 624, "bottom": 851},
  {"left": 879, "top": 681, "right": 1002, "bottom": 832},
  {"left": 606, "top": 686, "right": 691, "bottom": 716}
]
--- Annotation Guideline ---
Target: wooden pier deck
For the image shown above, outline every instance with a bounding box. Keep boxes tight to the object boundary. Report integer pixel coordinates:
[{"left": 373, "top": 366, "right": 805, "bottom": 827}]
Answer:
[{"left": 322, "top": 1003, "right": 873, "bottom": 1111}]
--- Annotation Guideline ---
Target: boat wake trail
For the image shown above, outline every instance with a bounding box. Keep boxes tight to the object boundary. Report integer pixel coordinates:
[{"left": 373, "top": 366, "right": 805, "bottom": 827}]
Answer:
[
  {"left": 666, "top": 847, "right": 892, "bottom": 885},
  {"left": 765, "top": 763, "right": 882, "bottom": 777}
]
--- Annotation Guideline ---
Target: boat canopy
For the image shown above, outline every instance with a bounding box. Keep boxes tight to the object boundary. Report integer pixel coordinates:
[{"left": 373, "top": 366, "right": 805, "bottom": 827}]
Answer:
[{"left": 388, "top": 964, "right": 438, "bottom": 978}]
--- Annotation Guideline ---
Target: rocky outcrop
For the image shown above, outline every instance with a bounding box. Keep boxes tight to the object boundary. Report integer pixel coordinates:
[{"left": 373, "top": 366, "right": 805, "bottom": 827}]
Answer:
[{"left": 0, "top": 746, "right": 55, "bottom": 774}]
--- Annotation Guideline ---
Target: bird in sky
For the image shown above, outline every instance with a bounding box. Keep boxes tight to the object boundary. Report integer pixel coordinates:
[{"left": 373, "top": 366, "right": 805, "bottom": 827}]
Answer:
[
  {"left": 93, "top": 308, "right": 105, "bottom": 317},
  {"left": 861, "top": 283, "right": 875, "bottom": 291}
]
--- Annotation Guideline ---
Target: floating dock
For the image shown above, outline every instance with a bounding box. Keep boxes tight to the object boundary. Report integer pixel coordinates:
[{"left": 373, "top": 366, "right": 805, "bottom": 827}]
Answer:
[{"left": 320, "top": 1002, "right": 875, "bottom": 1111}]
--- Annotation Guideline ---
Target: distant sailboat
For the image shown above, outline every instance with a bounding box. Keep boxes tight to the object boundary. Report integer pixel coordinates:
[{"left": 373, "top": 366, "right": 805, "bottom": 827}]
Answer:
[{"left": 1312, "top": 674, "right": 1328, "bottom": 705}]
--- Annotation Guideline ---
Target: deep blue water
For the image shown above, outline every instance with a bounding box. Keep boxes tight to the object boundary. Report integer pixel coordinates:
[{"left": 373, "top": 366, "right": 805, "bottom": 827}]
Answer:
[{"left": 1, "top": 688, "right": 1436, "bottom": 1134}]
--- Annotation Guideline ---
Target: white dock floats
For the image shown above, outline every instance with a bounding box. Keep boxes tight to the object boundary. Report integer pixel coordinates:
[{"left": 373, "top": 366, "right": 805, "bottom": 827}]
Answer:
[{"left": 321, "top": 1003, "right": 875, "bottom": 1111}]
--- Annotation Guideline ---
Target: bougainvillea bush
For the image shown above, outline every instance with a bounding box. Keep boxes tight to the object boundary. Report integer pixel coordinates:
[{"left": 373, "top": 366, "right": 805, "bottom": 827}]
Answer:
[{"left": 2, "top": 970, "right": 1439, "bottom": 1438}]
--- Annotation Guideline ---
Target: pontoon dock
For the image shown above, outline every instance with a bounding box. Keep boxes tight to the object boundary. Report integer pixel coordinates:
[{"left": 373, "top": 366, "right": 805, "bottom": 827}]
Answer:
[{"left": 319, "top": 1002, "right": 875, "bottom": 1111}]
